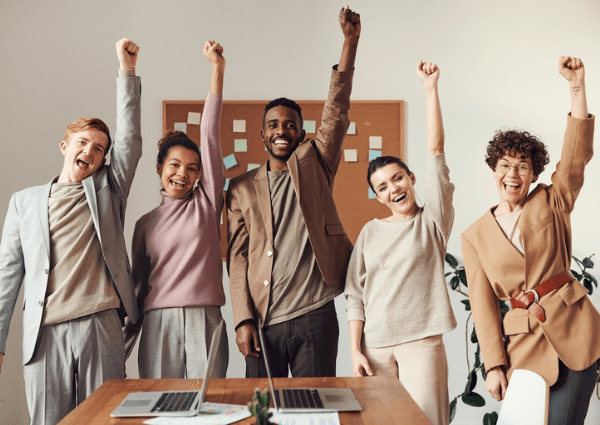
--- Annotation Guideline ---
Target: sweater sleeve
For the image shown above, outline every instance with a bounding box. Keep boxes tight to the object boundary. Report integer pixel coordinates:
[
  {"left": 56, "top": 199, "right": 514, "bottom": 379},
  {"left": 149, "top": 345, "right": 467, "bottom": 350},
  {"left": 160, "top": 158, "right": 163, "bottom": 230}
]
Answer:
[
  {"left": 423, "top": 153, "right": 455, "bottom": 244},
  {"left": 344, "top": 226, "right": 367, "bottom": 322},
  {"left": 199, "top": 93, "right": 225, "bottom": 211}
]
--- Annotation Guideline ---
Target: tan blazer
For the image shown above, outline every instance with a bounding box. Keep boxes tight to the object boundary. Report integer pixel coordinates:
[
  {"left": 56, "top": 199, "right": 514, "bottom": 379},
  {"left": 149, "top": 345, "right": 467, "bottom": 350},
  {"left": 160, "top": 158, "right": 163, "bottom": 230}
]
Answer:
[
  {"left": 461, "top": 114, "right": 600, "bottom": 385},
  {"left": 226, "top": 68, "right": 354, "bottom": 329}
]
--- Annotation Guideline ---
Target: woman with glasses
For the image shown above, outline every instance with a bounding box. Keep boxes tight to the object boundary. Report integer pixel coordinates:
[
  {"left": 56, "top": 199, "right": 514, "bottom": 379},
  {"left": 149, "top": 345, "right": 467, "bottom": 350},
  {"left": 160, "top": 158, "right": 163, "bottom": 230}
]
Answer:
[{"left": 462, "top": 56, "right": 600, "bottom": 425}]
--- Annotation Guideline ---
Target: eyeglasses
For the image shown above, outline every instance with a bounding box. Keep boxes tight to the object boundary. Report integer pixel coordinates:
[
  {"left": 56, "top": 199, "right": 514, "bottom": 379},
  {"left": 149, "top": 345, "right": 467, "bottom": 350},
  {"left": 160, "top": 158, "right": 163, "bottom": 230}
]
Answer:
[{"left": 495, "top": 160, "right": 532, "bottom": 176}]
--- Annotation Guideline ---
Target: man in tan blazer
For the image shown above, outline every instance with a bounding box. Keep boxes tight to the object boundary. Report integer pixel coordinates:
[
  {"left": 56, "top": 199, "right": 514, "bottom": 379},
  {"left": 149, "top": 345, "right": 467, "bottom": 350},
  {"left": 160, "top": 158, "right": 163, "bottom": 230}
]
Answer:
[
  {"left": 462, "top": 56, "right": 600, "bottom": 424},
  {"left": 226, "top": 6, "right": 360, "bottom": 378}
]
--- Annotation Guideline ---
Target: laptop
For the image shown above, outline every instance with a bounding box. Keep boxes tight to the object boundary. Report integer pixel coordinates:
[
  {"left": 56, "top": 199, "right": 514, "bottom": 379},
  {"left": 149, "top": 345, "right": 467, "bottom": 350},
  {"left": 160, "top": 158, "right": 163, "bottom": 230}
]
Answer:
[
  {"left": 258, "top": 323, "right": 362, "bottom": 413},
  {"left": 110, "top": 321, "right": 224, "bottom": 417}
]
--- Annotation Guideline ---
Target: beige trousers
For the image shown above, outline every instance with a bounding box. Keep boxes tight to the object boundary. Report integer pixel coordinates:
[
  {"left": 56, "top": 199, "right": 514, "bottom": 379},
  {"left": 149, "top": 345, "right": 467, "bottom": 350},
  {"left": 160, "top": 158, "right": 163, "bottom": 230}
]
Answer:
[{"left": 363, "top": 334, "right": 449, "bottom": 425}]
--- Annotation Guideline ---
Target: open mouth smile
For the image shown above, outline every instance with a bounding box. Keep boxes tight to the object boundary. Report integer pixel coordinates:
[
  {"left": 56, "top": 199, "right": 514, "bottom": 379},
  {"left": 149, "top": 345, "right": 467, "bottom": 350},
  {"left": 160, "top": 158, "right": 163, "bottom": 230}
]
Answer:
[
  {"left": 169, "top": 179, "right": 187, "bottom": 189},
  {"left": 393, "top": 194, "right": 406, "bottom": 203},
  {"left": 76, "top": 159, "right": 90, "bottom": 169}
]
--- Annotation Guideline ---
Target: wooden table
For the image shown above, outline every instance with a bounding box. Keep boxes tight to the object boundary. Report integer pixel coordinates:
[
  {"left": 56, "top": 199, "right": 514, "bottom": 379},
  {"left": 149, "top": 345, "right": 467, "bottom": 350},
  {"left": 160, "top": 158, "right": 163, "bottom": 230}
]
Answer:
[{"left": 59, "top": 376, "right": 432, "bottom": 424}]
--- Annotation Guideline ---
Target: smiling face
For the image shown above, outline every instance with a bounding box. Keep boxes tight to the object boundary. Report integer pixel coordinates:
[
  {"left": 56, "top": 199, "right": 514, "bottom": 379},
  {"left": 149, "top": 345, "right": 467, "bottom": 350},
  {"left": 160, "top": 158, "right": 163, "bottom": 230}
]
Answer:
[
  {"left": 493, "top": 154, "right": 537, "bottom": 210},
  {"left": 370, "top": 163, "right": 418, "bottom": 221},
  {"left": 262, "top": 105, "right": 305, "bottom": 167},
  {"left": 58, "top": 128, "right": 109, "bottom": 182},
  {"left": 157, "top": 145, "right": 200, "bottom": 199}
]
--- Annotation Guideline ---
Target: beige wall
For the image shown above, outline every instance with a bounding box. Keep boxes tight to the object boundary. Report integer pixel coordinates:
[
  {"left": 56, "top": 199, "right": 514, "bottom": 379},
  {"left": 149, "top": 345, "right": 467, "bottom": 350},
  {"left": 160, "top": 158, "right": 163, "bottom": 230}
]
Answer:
[{"left": 1, "top": 0, "right": 599, "bottom": 423}]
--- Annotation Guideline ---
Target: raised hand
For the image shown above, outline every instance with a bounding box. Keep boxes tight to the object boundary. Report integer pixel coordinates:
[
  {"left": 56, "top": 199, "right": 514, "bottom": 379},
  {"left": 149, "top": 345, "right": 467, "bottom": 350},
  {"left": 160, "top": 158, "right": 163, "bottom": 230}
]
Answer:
[
  {"left": 559, "top": 56, "right": 584, "bottom": 83},
  {"left": 339, "top": 5, "right": 361, "bottom": 41},
  {"left": 416, "top": 60, "right": 440, "bottom": 87},
  {"left": 203, "top": 40, "right": 225, "bottom": 69},
  {"left": 116, "top": 38, "right": 139, "bottom": 71}
]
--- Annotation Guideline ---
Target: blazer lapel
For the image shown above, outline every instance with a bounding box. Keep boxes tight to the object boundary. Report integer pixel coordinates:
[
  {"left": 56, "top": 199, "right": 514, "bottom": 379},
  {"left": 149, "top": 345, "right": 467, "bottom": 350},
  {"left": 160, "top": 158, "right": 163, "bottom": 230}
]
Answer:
[
  {"left": 82, "top": 177, "right": 102, "bottom": 245},
  {"left": 287, "top": 154, "right": 301, "bottom": 202},
  {"left": 253, "top": 163, "right": 274, "bottom": 244},
  {"left": 37, "top": 181, "right": 53, "bottom": 259},
  {"left": 484, "top": 208, "right": 525, "bottom": 261}
]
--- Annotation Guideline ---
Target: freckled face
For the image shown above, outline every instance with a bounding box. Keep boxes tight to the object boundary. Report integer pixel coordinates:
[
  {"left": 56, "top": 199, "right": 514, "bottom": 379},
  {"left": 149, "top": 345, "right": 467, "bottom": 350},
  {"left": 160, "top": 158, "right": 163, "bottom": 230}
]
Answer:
[
  {"left": 157, "top": 145, "right": 200, "bottom": 199},
  {"left": 370, "top": 163, "right": 418, "bottom": 220},
  {"left": 493, "top": 154, "right": 537, "bottom": 208},
  {"left": 59, "top": 129, "right": 109, "bottom": 182}
]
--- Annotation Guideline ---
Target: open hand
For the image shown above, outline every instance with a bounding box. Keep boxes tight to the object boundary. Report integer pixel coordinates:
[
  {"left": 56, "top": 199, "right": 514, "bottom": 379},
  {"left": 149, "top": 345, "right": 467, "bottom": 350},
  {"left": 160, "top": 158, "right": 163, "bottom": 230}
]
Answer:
[{"left": 116, "top": 38, "right": 139, "bottom": 70}]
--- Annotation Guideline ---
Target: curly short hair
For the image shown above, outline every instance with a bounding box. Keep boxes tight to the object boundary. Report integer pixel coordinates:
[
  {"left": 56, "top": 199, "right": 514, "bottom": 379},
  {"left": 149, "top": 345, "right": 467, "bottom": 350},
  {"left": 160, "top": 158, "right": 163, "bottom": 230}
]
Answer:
[
  {"left": 263, "top": 97, "right": 303, "bottom": 128},
  {"left": 367, "top": 156, "right": 411, "bottom": 192},
  {"left": 157, "top": 131, "right": 200, "bottom": 166},
  {"left": 485, "top": 130, "right": 549, "bottom": 176}
]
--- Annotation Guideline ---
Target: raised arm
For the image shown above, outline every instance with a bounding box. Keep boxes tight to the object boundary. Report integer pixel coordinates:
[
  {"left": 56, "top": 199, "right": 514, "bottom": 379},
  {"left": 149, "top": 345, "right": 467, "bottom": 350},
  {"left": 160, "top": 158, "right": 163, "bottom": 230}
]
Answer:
[
  {"left": 109, "top": 38, "right": 142, "bottom": 198},
  {"left": 200, "top": 40, "right": 226, "bottom": 209},
  {"left": 416, "top": 61, "right": 444, "bottom": 156},
  {"left": 338, "top": 6, "right": 361, "bottom": 72},
  {"left": 559, "top": 56, "right": 588, "bottom": 119}
]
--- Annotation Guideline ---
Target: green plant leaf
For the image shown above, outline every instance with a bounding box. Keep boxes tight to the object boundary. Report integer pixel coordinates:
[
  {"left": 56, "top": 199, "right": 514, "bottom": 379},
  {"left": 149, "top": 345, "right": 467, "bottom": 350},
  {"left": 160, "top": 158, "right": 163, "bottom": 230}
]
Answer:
[
  {"left": 584, "top": 272, "right": 598, "bottom": 287},
  {"left": 451, "top": 276, "right": 460, "bottom": 290},
  {"left": 459, "top": 268, "right": 468, "bottom": 287},
  {"left": 464, "top": 369, "right": 478, "bottom": 394},
  {"left": 471, "top": 326, "right": 478, "bottom": 344},
  {"left": 474, "top": 345, "right": 481, "bottom": 368},
  {"left": 583, "top": 256, "right": 595, "bottom": 269},
  {"left": 584, "top": 279, "right": 593, "bottom": 295},
  {"left": 462, "top": 392, "right": 486, "bottom": 407},
  {"left": 461, "top": 299, "right": 471, "bottom": 311},
  {"left": 449, "top": 397, "right": 457, "bottom": 423},
  {"left": 445, "top": 271, "right": 453, "bottom": 277},
  {"left": 446, "top": 253, "right": 459, "bottom": 268},
  {"left": 481, "top": 364, "right": 488, "bottom": 381},
  {"left": 571, "top": 269, "right": 583, "bottom": 281},
  {"left": 483, "top": 411, "right": 499, "bottom": 425}
]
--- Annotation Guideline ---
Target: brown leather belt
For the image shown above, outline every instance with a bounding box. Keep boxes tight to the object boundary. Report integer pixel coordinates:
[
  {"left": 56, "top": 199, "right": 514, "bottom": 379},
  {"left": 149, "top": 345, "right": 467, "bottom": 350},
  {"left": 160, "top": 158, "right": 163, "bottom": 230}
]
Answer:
[{"left": 509, "top": 270, "right": 575, "bottom": 322}]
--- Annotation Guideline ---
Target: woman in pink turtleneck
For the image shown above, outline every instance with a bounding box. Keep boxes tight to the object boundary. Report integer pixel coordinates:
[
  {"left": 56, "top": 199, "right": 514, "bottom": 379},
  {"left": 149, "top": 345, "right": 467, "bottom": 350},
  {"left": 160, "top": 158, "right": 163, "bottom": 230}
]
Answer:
[{"left": 124, "top": 40, "right": 228, "bottom": 378}]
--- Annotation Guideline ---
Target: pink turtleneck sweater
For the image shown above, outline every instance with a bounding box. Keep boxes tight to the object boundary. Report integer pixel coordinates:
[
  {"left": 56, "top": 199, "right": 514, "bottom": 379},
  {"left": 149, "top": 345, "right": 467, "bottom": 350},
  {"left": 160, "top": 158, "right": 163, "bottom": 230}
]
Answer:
[{"left": 132, "top": 93, "right": 225, "bottom": 312}]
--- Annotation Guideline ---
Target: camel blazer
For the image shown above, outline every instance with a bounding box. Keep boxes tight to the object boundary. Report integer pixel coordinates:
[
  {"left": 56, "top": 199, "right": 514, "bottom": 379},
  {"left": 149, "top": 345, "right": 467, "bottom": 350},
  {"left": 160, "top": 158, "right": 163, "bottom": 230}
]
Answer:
[
  {"left": 461, "top": 114, "right": 600, "bottom": 385},
  {"left": 226, "top": 67, "right": 354, "bottom": 329},
  {"left": 0, "top": 77, "right": 142, "bottom": 364}
]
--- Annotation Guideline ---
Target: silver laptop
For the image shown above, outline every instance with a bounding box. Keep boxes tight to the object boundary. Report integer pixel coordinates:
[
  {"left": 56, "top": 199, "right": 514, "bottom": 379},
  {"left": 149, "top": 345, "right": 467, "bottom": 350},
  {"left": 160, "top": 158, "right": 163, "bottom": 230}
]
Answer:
[
  {"left": 258, "top": 323, "right": 362, "bottom": 413},
  {"left": 110, "top": 321, "right": 224, "bottom": 417}
]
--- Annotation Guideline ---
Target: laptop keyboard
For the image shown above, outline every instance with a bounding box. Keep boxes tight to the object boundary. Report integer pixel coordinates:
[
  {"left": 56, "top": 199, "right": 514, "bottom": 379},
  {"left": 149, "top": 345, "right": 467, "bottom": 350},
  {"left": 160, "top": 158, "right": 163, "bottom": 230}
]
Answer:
[
  {"left": 151, "top": 392, "right": 198, "bottom": 412},
  {"left": 281, "top": 389, "right": 324, "bottom": 408}
]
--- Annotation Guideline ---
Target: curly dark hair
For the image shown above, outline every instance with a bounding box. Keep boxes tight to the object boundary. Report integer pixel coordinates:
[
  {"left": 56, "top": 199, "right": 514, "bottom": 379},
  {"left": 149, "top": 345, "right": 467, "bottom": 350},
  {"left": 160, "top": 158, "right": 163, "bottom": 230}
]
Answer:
[
  {"left": 156, "top": 131, "right": 200, "bottom": 166},
  {"left": 485, "top": 130, "right": 549, "bottom": 176},
  {"left": 263, "top": 97, "right": 303, "bottom": 128},
  {"left": 367, "top": 156, "right": 411, "bottom": 192}
]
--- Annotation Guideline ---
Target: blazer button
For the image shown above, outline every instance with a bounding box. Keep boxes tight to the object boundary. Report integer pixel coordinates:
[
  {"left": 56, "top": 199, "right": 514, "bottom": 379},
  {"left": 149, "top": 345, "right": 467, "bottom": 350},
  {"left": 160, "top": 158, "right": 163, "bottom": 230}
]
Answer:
[
  {"left": 38, "top": 301, "right": 44, "bottom": 307},
  {"left": 44, "top": 269, "right": 49, "bottom": 274},
  {"left": 263, "top": 280, "right": 269, "bottom": 286},
  {"left": 267, "top": 251, "right": 273, "bottom": 257}
]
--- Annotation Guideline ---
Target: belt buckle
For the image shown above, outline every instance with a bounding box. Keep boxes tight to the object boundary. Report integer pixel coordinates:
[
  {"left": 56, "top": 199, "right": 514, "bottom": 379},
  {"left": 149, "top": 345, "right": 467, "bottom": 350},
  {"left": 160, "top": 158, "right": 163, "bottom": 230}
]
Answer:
[{"left": 523, "top": 289, "right": 540, "bottom": 304}]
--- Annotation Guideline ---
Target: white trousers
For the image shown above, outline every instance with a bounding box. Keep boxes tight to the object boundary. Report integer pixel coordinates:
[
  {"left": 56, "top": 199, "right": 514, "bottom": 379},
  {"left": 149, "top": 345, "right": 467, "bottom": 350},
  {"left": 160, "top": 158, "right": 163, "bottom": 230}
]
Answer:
[
  {"left": 138, "top": 306, "right": 228, "bottom": 379},
  {"left": 23, "top": 309, "right": 125, "bottom": 425},
  {"left": 363, "top": 334, "right": 449, "bottom": 425}
]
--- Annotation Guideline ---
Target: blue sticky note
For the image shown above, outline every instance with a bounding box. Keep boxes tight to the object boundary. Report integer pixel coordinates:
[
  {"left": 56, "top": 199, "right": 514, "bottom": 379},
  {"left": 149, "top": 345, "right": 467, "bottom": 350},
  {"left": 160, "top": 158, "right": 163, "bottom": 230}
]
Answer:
[
  {"left": 368, "top": 187, "right": 376, "bottom": 199},
  {"left": 223, "top": 178, "right": 230, "bottom": 191},
  {"left": 223, "top": 154, "right": 237, "bottom": 170},
  {"left": 369, "top": 149, "right": 382, "bottom": 161}
]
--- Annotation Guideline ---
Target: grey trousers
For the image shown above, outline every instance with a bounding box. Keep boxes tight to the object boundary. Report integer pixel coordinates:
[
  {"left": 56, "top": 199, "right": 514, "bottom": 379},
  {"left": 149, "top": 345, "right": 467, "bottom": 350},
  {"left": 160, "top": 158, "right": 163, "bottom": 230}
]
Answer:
[
  {"left": 547, "top": 359, "right": 598, "bottom": 425},
  {"left": 23, "top": 309, "right": 125, "bottom": 425},
  {"left": 138, "top": 306, "right": 228, "bottom": 379},
  {"left": 245, "top": 300, "right": 339, "bottom": 378}
]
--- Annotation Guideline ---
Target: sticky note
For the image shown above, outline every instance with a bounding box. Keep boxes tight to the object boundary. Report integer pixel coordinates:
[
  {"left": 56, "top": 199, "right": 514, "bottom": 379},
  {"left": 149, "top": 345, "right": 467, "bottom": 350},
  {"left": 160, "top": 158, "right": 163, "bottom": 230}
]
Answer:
[
  {"left": 347, "top": 122, "right": 356, "bottom": 135},
  {"left": 369, "top": 150, "right": 382, "bottom": 161},
  {"left": 368, "top": 187, "right": 376, "bottom": 199},
  {"left": 344, "top": 149, "right": 358, "bottom": 162},
  {"left": 174, "top": 122, "right": 187, "bottom": 133},
  {"left": 223, "top": 178, "right": 230, "bottom": 191},
  {"left": 369, "top": 136, "right": 382, "bottom": 149},
  {"left": 223, "top": 154, "right": 238, "bottom": 169},
  {"left": 233, "top": 120, "right": 246, "bottom": 133},
  {"left": 247, "top": 163, "right": 261, "bottom": 171},
  {"left": 304, "top": 120, "right": 316, "bottom": 134},
  {"left": 187, "top": 112, "right": 201, "bottom": 125},
  {"left": 234, "top": 139, "right": 248, "bottom": 152}
]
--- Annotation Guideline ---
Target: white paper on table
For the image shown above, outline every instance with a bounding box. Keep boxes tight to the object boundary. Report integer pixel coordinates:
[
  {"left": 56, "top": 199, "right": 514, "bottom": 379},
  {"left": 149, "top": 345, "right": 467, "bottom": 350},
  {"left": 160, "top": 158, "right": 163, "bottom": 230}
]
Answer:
[
  {"left": 269, "top": 409, "right": 341, "bottom": 425},
  {"left": 143, "top": 402, "right": 252, "bottom": 425}
]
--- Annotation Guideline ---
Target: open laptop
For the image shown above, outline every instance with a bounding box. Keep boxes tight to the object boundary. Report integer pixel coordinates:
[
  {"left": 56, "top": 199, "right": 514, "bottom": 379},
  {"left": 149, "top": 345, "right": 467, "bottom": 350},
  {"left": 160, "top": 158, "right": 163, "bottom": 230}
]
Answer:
[
  {"left": 110, "top": 321, "right": 224, "bottom": 417},
  {"left": 258, "top": 323, "right": 362, "bottom": 413}
]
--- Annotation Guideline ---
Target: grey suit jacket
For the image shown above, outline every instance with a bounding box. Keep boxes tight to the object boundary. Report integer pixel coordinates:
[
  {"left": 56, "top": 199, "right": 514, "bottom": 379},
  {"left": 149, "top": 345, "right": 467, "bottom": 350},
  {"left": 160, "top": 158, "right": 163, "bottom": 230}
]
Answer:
[{"left": 0, "top": 76, "right": 142, "bottom": 364}]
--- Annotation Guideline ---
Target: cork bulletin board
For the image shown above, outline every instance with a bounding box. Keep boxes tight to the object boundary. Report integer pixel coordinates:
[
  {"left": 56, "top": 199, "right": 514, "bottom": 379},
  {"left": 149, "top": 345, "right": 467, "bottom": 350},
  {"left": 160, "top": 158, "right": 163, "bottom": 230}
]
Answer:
[{"left": 163, "top": 100, "right": 404, "bottom": 259}]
